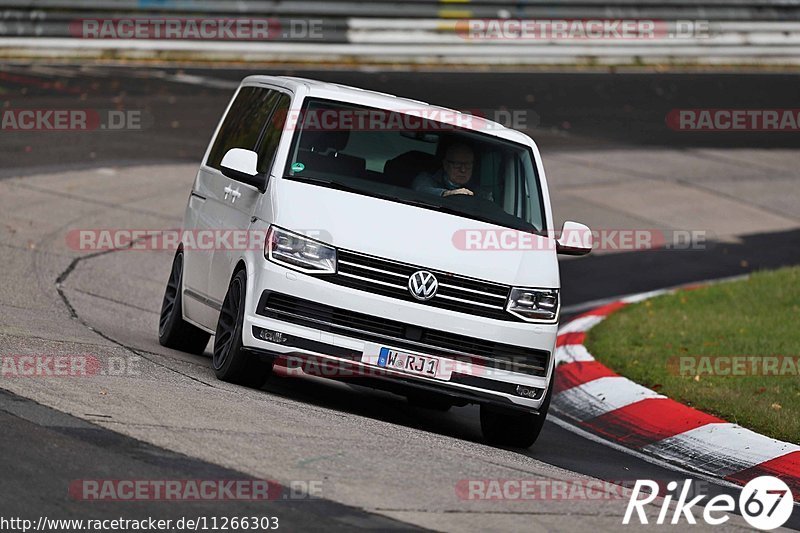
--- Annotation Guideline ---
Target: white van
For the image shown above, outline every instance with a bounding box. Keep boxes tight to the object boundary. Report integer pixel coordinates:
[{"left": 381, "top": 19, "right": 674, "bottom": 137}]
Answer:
[{"left": 158, "top": 76, "right": 591, "bottom": 447}]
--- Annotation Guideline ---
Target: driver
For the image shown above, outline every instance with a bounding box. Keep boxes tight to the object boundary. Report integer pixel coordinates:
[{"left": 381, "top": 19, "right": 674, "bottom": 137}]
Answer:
[{"left": 412, "top": 143, "right": 491, "bottom": 200}]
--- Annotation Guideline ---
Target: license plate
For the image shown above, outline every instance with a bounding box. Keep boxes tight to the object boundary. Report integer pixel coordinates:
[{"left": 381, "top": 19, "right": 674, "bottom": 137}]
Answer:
[{"left": 361, "top": 344, "right": 451, "bottom": 380}]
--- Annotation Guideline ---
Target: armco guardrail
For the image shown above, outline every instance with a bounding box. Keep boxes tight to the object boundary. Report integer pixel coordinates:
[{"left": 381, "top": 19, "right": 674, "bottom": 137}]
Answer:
[
  {"left": 1, "top": 0, "right": 800, "bottom": 20},
  {"left": 0, "top": 1, "right": 799, "bottom": 64}
]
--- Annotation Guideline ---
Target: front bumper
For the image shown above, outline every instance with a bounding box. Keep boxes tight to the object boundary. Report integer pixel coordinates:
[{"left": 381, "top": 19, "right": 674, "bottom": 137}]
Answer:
[{"left": 242, "top": 260, "right": 557, "bottom": 411}]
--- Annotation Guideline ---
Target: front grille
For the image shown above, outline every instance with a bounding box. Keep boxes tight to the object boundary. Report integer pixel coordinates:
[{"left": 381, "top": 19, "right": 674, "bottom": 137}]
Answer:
[
  {"left": 329, "top": 249, "right": 514, "bottom": 321},
  {"left": 257, "top": 292, "right": 549, "bottom": 377}
]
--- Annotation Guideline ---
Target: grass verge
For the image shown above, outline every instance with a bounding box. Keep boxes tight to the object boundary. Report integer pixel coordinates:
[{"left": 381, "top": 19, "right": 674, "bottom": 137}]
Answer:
[{"left": 585, "top": 266, "right": 800, "bottom": 443}]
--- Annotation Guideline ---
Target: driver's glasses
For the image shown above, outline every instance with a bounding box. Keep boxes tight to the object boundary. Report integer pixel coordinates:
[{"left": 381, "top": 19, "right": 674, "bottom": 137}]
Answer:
[{"left": 445, "top": 160, "right": 474, "bottom": 170}]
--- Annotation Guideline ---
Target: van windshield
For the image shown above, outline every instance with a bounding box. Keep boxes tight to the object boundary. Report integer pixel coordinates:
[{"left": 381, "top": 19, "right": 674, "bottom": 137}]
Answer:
[{"left": 282, "top": 98, "right": 546, "bottom": 233}]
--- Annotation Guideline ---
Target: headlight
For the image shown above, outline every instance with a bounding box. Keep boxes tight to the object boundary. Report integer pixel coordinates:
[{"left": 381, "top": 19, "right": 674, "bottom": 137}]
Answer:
[
  {"left": 266, "top": 226, "right": 336, "bottom": 274},
  {"left": 506, "top": 288, "right": 559, "bottom": 322}
]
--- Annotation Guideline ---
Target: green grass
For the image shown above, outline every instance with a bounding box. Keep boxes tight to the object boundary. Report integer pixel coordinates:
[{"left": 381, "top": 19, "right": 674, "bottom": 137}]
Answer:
[{"left": 585, "top": 266, "right": 800, "bottom": 444}]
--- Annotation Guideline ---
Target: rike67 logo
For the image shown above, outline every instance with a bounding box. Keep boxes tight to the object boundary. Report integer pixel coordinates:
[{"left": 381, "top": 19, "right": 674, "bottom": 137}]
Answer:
[{"left": 624, "top": 476, "right": 793, "bottom": 530}]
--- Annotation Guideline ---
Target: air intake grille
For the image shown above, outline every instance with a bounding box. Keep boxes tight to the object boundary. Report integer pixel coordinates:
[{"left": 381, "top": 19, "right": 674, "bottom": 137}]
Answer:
[
  {"left": 330, "top": 249, "right": 514, "bottom": 321},
  {"left": 258, "top": 292, "right": 549, "bottom": 377}
]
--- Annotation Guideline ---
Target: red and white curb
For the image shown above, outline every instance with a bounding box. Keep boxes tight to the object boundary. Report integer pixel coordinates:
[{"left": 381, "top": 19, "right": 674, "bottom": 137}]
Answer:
[{"left": 552, "top": 288, "right": 800, "bottom": 501}]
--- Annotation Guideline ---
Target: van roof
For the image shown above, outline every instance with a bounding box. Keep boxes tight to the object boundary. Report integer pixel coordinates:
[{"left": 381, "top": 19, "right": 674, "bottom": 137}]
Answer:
[
  {"left": 283, "top": 76, "right": 431, "bottom": 106},
  {"left": 241, "top": 75, "right": 530, "bottom": 144}
]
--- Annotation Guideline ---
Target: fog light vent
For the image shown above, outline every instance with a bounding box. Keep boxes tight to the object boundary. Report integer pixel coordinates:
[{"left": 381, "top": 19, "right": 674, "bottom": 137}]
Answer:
[{"left": 255, "top": 327, "right": 288, "bottom": 344}]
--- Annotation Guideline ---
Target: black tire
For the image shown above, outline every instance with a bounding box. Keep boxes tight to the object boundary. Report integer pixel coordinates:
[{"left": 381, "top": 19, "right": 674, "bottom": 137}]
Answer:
[
  {"left": 480, "top": 380, "right": 552, "bottom": 448},
  {"left": 212, "top": 269, "right": 272, "bottom": 388},
  {"left": 159, "top": 251, "right": 211, "bottom": 355}
]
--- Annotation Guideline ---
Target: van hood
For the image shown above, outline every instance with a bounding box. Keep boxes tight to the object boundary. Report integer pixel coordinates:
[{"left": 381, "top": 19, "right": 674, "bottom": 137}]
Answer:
[{"left": 271, "top": 179, "right": 559, "bottom": 288}]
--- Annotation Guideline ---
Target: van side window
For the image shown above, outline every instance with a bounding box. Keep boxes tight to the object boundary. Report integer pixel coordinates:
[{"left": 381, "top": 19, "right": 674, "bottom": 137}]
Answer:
[
  {"left": 206, "top": 87, "right": 278, "bottom": 171},
  {"left": 257, "top": 93, "right": 291, "bottom": 174}
]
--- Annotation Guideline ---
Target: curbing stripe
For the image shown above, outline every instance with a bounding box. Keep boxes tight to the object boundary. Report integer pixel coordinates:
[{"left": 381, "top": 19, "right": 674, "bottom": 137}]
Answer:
[
  {"left": 553, "top": 282, "right": 800, "bottom": 500},
  {"left": 555, "top": 331, "right": 585, "bottom": 347},
  {"left": 557, "top": 314, "right": 605, "bottom": 335},
  {"left": 642, "top": 423, "right": 800, "bottom": 478},
  {"left": 579, "top": 397, "right": 724, "bottom": 448},
  {"left": 726, "top": 451, "right": 800, "bottom": 499},
  {"left": 553, "top": 376, "right": 665, "bottom": 422},
  {"left": 576, "top": 300, "right": 627, "bottom": 317},
  {"left": 554, "top": 360, "right": 618, "bottom": 393},
  {"left": 554, "top": 343, "right": 594, "bottom": 364}
]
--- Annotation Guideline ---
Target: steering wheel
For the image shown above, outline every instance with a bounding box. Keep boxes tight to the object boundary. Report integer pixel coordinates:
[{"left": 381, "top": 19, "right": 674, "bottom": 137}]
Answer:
[{"left": 442, "top": 190, "right": 476, "bottom": 201}]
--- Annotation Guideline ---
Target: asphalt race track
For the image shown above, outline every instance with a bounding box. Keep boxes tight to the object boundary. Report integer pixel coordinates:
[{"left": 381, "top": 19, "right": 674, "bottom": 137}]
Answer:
[{"left": 1, "top": 64, "right": 799, "bottom": 531}]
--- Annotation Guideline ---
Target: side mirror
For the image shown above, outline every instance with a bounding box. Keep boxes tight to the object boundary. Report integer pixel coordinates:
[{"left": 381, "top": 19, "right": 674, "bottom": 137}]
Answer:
[
  {"left": 556, "top": 221, "right": 593, "bottom": 256},
  {"left": 220, "top": 148, "right": 267, "bottom": 191}
]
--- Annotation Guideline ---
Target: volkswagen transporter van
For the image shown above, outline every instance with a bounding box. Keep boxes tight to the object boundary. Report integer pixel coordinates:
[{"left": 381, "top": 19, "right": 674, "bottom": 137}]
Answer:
[{"left": 158, "top": 76, "right": 592, "bottom": 448}]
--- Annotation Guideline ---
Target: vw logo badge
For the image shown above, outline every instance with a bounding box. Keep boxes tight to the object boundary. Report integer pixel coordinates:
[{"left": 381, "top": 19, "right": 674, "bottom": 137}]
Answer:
[{"left": 408, "top": 270, "right": 438, "bottom": 301}]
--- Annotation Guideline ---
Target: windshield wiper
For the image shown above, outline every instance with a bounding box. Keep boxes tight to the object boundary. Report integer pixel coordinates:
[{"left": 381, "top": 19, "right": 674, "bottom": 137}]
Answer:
[
  {"left": 392, "top": 198, "right": 443, "bottom": 210},
  {"left": 391, "top": 198, "right": 529, "bottom": 231},
  {"left": 431, "top": 204, "right": 541, "bottom": 234}
]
